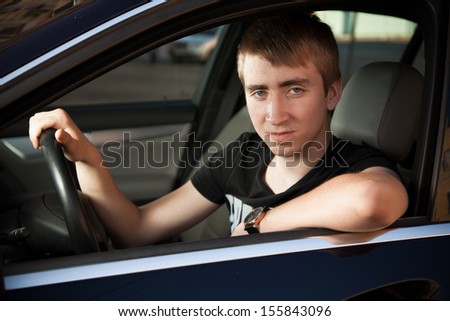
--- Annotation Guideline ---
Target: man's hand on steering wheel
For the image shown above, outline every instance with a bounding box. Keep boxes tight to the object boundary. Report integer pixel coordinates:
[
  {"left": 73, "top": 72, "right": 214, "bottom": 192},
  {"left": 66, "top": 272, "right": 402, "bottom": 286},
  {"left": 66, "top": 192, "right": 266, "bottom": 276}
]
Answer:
[{"left": 30, "top": 108, "right": 94, "bottom": 163}]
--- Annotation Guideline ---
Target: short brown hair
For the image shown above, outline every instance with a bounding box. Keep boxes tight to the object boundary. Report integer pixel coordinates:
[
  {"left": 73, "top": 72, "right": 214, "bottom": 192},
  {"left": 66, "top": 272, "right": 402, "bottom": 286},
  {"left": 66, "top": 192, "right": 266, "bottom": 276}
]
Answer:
[{"left": 237, "top": 14, "right": 341, "bottom": 93}]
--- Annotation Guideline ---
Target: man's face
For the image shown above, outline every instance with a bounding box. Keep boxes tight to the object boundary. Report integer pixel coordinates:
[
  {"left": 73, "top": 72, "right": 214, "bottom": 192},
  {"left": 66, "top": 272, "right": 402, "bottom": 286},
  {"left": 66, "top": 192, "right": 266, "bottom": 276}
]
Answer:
[{"left": 241, "top": 54, "right": 341, "bottom": 160}]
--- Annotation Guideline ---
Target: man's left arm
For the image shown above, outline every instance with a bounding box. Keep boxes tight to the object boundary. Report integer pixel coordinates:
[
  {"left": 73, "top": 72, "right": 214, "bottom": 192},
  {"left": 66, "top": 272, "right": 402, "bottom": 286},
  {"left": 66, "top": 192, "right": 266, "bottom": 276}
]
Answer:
[{"left": 232, "top": 167, "right": 408, "bottom": 236}]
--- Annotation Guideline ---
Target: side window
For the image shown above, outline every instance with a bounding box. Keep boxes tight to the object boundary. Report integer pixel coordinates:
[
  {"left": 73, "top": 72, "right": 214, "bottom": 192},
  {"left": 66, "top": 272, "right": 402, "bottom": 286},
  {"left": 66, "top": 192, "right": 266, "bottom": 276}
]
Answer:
[
  {"left": 54, "top": 27, "right": 222, "bottom": 105},
  {"left": 318, "top": 11, "right": 418, "bottom": 83}
]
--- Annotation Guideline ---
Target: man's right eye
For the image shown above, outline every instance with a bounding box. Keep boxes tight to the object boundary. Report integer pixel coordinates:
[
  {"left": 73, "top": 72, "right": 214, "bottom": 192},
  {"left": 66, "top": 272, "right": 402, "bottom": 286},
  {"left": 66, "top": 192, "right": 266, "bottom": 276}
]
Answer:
[{"left": 253, "top": 90, "right": 267, "bottom": 98}]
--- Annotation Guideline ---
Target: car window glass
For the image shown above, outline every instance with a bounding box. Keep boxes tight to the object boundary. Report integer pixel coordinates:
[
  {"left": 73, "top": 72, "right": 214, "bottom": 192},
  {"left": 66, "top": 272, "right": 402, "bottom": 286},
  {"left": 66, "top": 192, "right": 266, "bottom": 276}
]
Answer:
[
  {"left": 318, "top": 11, "right": 418, "bottom": 83},
  {"left": 53, "top": 27, "right": 222, "bottom": 106}
]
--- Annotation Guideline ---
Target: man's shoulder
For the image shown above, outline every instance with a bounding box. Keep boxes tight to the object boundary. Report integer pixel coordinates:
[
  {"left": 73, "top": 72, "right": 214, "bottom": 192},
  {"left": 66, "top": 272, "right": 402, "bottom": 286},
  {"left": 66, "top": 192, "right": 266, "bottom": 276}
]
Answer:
[
  {"left": 331, "top": 136, "right": 386, "bottom": 158},
  {"left": 329, "top": 135, "right": 396, "bottom": 172}
]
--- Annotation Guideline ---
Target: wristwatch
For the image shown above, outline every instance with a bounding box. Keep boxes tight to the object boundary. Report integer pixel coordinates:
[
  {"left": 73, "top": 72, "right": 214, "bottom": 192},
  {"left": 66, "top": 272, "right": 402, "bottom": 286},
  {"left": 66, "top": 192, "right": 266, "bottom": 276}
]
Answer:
[{"left": 244, "top": 206, "right": 268, "bottom": 234}]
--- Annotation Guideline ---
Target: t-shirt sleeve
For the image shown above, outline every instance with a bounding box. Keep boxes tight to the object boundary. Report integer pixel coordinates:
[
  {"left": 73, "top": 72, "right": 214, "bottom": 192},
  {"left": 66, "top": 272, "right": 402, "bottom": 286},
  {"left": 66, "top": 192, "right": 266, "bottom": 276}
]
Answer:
[
  {"left": 190, "top": 133, "right": 248, "bottom": 205},
  {"left": 190, "top": 147, "right": 228, "bottom": 205}
]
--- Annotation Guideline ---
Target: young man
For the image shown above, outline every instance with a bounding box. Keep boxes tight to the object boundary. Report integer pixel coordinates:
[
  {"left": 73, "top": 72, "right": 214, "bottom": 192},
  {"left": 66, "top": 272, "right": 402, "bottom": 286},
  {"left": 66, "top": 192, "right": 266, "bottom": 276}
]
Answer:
[{"left": 29, "top": 14, "right": 408, "bottom": 247}]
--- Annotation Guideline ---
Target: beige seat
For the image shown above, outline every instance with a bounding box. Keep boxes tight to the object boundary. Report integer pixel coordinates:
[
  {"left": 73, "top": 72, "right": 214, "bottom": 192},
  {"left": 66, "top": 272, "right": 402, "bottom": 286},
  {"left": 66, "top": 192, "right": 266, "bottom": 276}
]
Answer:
[
  {"left": 180, "top": 61, "right": 424, "bottom": 242},
  {"left": 331, "top": 62, "right": 423, "bottom": 162}
]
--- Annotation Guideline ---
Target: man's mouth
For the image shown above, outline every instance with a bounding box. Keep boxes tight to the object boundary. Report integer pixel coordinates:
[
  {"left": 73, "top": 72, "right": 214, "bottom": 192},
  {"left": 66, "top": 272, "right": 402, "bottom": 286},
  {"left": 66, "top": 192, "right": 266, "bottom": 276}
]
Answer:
[{"left": 268, "top": 131, "right": 295, "bottom": 142}]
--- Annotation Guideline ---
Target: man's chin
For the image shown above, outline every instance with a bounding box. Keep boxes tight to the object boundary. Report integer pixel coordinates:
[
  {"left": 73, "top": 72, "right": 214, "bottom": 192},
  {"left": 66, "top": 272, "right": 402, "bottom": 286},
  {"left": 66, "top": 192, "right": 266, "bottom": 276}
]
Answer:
[{"left": 270, "top": 146, "right": 300, "bottom": 159}]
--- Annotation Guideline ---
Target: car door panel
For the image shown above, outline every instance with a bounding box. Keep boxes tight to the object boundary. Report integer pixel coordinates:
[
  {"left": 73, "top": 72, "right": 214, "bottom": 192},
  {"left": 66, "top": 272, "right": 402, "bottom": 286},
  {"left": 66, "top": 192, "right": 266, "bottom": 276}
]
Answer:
[{"left": 4, "top": 224, "right": 450, "bottom": 300}]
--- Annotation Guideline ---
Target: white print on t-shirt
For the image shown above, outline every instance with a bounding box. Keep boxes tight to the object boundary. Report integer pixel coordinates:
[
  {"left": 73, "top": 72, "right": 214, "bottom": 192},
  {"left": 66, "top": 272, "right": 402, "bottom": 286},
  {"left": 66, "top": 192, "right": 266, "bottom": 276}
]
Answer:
[{"left": 226, "top": 194, "right": 253, "bottom": 233}]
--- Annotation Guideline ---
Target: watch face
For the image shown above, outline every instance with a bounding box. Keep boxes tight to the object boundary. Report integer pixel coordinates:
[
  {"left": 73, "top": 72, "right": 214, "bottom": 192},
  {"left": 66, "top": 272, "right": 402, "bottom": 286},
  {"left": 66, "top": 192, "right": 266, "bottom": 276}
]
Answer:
[{"left": 244, "top": 207, "right": 264, "bottom": 224}]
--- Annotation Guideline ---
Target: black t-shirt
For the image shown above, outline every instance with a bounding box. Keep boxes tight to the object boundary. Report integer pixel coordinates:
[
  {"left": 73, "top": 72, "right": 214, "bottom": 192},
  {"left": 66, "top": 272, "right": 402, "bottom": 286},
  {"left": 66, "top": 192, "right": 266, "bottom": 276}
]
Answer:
[{"left": 191, "top": 132, "right": 397, "bottom": 232}]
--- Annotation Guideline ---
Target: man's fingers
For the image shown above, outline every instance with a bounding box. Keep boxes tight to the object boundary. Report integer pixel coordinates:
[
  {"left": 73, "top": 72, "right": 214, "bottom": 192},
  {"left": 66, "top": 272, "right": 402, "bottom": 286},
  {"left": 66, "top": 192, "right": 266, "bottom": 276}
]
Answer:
[
  {"left": 29, "top": 114, "right": 44, "bottom": 149},
  {"left": 55, "top": 128, "right": 69, "bottom": 144},
  {"left": 29, "top": 109, "right": 71, "bottom": 149}
]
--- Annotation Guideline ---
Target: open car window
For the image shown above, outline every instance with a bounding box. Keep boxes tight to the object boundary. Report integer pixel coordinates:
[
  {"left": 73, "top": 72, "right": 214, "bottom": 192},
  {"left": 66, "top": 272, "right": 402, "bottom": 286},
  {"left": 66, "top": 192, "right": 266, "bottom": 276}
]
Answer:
[{"left": 0, "top": 10, "right": 422, "bottom": 232}]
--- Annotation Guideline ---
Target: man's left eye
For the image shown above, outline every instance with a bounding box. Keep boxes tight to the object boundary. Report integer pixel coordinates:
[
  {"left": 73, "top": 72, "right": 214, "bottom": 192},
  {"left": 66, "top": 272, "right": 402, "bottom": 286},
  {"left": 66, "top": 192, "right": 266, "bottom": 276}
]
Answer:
[{"left": 290, "top": 87, "right": 303, "bottom": 94}]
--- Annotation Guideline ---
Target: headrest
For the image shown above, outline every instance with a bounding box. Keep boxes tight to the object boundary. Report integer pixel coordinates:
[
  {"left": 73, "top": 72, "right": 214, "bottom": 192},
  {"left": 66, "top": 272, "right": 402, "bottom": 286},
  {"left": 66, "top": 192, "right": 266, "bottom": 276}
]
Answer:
[{"left": 330, "top": 62, "right": 424, "bottom": 161}]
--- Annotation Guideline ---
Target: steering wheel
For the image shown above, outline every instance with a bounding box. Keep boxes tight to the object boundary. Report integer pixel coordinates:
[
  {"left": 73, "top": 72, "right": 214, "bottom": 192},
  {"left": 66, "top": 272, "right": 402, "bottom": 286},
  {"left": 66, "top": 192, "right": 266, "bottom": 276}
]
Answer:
[{"left": 39, "top": 129, "right": 107, "bottom": 254}]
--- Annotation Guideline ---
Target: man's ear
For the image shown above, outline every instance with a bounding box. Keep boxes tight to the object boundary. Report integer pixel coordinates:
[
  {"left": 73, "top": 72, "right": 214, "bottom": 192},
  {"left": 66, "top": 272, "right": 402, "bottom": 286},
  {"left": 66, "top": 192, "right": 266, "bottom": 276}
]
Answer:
[{"left": 326, "top": 78, "right": 342, "bottom": 111}]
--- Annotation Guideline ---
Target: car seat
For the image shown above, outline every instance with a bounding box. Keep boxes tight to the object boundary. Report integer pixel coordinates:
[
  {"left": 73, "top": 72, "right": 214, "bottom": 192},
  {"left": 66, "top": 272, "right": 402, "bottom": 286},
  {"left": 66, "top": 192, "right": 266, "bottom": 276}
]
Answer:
[
  {"left": 331, "top": 62, "right": 423, "bottom": 164},
  {"left": 179, "top": 61, "right": 424, "bottom": 242}
]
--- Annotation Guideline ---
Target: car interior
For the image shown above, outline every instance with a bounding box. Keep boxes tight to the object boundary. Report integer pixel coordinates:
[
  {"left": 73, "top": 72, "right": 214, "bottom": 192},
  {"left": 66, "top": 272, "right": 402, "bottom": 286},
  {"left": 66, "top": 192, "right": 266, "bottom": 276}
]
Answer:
[{"left": 0, "top": 6, "right": 432, "bottom": 264}]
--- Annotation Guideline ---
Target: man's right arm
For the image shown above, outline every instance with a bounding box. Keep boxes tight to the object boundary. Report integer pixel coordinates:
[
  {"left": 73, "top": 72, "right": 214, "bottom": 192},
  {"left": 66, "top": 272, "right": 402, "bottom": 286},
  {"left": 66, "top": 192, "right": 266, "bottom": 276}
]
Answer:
[{"left": 29, "top": 109, "right": 219, "bottom": 247}]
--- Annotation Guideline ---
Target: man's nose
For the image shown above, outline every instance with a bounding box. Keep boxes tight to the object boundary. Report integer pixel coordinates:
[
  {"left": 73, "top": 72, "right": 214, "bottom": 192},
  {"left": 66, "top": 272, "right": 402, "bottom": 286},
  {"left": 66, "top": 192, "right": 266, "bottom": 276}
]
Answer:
[{"left": 266, "top": 96, "right": 289, "bottom": 124}]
